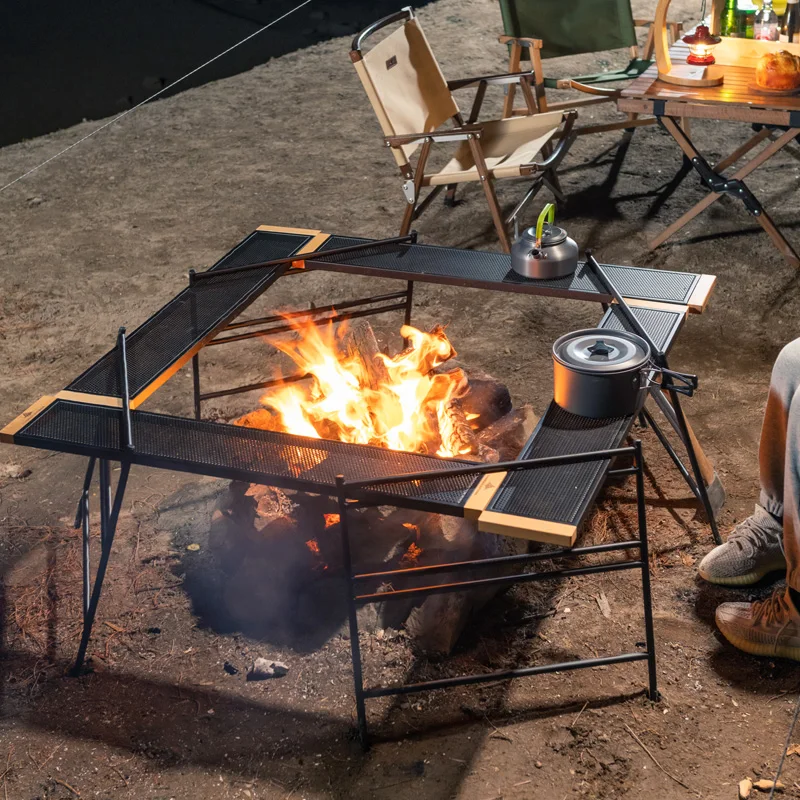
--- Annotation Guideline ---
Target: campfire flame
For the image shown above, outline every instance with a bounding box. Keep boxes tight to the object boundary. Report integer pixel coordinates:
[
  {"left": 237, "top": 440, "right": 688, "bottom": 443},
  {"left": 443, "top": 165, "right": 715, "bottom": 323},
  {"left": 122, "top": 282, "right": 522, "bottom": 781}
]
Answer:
[{"left": 259, "top": 318, "right": 470, "bottom": 457}]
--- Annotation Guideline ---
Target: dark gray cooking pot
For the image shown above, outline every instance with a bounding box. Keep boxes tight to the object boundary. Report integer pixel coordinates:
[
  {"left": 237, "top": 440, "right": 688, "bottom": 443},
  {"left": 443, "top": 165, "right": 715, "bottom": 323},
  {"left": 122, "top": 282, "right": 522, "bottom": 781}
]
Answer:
[{"left": 552, "top": 329, "right": 697, "bottom": 419}]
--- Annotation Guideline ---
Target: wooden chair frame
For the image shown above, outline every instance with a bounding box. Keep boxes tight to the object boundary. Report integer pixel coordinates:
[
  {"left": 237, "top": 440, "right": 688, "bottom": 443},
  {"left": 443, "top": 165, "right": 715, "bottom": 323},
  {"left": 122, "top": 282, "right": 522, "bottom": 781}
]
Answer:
[
  {"left": 350, "top": 7, "right": 577, "bottom": 252},
  {"left": 501, "top": 20, "right": 683, "bottom": 136}
]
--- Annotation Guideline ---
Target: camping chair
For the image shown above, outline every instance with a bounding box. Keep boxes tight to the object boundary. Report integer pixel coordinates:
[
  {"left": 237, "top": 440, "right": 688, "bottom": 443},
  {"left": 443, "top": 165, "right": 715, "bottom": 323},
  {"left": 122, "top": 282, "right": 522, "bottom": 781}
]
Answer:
[
  {"left": 498, "top": 0, "right": 682, "bottom": 136},
  {"left": 350, "top": 7, "right": 577, "bottom": 253}
]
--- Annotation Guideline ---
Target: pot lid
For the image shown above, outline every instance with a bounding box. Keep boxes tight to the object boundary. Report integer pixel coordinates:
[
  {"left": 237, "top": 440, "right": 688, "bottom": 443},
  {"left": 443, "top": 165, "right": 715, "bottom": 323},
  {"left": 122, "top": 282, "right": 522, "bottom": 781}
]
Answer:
[
  {"left": 553, "top": 328, "right": 650, "bottom": 373},
  {"left": 519, "top": 223, "right": 567, "bottom": 247}
]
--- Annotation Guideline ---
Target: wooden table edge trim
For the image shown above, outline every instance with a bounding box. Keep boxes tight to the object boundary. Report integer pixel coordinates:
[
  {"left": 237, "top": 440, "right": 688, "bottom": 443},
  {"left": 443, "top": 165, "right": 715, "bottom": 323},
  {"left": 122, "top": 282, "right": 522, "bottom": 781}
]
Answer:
[
  {"left": 687, "top": 275, "right": 716, "bottom": 313},
  {"left": 255, "top": 224, "right": 322, "bottom": 236},
  {"left": 463, "top": 471, "right": 509, "bottom": 520},
  {"left": 1, "top": 395, "right": 57, "bottom": 444},
  {"left": 477, "top": 509, "right": 578, "bottom": 546}
]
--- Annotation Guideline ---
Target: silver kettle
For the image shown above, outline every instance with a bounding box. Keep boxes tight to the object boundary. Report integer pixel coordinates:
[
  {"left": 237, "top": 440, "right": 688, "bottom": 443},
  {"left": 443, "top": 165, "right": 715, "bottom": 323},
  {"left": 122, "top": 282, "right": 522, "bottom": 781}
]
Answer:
[{"left": 511, "top": 203, "right": 579, "bottom": 280}]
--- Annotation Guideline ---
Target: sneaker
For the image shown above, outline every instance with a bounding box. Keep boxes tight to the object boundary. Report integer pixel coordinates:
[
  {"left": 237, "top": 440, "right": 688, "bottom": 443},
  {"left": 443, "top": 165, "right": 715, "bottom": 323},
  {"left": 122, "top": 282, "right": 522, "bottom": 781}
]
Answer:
[
  {"left": 716, "top": 587, "right": 800, "bottom": 661},
  {"left": 698, "top": 506, "right": 785, "bottom": 586}
]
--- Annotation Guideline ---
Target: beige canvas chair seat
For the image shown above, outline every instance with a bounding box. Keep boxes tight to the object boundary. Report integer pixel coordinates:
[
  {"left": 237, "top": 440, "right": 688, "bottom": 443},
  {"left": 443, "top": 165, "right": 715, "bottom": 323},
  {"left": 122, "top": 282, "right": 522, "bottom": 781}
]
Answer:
[
  {"left": 350, "top": 7, "right": 576, "bottom": 252},
  {"left": 425, "top": 113, "right": 562, "bottom": 186}
]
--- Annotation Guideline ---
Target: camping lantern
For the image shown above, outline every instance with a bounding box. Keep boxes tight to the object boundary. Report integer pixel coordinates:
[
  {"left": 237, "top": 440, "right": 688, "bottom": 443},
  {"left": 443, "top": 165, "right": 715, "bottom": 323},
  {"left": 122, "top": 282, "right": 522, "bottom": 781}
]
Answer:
[
  {"left": 653, "top": 0, "right": 724, "bottom": 85},
  {"left": 682, "top": 23, "right": 721, "bottom": 64}
]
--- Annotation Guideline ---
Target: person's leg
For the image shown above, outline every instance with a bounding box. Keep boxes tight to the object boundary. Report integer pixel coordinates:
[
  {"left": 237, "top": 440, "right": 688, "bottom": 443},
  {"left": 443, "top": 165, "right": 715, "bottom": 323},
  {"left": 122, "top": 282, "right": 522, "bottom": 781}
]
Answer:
[
  {"left": 715, "top": 379, "right": 800, "bottom": 660},
  {"left": 782, "top": 379, "right": 800, "bottom": 594},
  {"left": 758, "top": 338, "right": 800, "bottom": 519},
  {"left": 698, "top": 339, "right": 800, "bottom": 585}
]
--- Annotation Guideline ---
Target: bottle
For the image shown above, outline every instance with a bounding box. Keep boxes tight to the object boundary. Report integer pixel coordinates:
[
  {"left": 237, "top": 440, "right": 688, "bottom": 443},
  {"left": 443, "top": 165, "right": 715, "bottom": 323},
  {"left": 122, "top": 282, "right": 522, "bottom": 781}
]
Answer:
[
  {"left": 755, "top": 0, "right": 780, "bottom": 39},
  {"left": 737, "top": 0, "right": 758, "bottom": 37},
  {"left": 721, "top": 0, "right": 740, "bottom": 35},
  {"left": 781, "top": 0, "right": 799, "bottom": 41}
]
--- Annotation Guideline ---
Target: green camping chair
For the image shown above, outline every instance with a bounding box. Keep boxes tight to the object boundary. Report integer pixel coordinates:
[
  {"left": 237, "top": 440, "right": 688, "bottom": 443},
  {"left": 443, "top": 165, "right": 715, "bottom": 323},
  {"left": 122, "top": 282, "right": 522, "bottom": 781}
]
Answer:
[{"left": 498, "top": 0, "right": 682, "bottom": 135}]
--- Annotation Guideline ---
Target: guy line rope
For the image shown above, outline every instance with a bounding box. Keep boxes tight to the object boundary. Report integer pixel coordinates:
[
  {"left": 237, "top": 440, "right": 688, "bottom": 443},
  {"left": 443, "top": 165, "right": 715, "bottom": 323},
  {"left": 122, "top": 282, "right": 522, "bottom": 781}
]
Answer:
[{"left": 0, "top": 0, "right": 313, "bottom": 194}]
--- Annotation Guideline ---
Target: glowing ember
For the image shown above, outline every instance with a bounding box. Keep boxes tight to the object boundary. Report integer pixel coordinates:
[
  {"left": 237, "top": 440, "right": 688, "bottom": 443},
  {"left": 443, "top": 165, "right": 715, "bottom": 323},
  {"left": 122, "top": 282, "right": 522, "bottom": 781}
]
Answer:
[
  {"left": 306, "top": 539, "right": 321, "bottom": 556},
  {"left": 402, "top": 522, "right": 420, "bottom": 539},
  {"left": 324, "top": 513, "right": 340, "bottom": 529},
  {"left": 259, "top": 319, "right": 470, "bottom": 457},
  {"left": 400, "top": 542, "right": 423, "bottom": 565}
]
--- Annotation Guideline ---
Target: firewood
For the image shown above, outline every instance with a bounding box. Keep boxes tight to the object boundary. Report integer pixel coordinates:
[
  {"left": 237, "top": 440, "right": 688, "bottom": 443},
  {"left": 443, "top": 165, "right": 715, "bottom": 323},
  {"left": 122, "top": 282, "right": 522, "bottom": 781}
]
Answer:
[
  {"left": 442, "top": 398, "right": 477, "bottom": 455},
  {"left": 340, "top": 320, "right": 390, "bottom": 391}
]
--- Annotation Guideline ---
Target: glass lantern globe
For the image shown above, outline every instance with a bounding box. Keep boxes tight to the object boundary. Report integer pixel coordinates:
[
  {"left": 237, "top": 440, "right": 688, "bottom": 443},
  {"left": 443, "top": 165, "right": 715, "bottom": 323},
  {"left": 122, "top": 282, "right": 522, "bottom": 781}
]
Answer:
[{"left": 682, "top": 24, "right": 722, "bottom": 65}]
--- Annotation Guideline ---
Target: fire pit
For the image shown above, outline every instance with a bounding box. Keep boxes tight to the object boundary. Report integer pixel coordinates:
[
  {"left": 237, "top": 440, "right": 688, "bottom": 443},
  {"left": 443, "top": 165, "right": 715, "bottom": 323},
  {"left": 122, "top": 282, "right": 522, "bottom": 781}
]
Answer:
[
  {"left": 211, "top": 317, "right": 537, "bottom": 653},
  {"left": 0, "top": 225, "right": 721, "bottom": 747}
]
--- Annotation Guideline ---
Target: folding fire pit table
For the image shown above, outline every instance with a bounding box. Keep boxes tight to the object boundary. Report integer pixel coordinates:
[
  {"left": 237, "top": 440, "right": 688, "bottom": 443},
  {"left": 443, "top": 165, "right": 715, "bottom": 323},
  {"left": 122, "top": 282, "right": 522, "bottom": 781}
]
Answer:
[
  {"left": 619, "top": 38, "right": 800, "bottom": 268},
  {"left": 1, "top": 225, "right": 719, "bottom": 746}
]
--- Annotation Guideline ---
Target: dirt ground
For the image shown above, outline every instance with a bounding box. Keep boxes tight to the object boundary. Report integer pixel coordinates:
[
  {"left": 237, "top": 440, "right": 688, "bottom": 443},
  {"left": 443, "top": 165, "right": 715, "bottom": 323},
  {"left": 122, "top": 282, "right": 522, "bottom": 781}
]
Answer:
[{"left": 3, "top": 0, "right": 800, "bottom": 797}]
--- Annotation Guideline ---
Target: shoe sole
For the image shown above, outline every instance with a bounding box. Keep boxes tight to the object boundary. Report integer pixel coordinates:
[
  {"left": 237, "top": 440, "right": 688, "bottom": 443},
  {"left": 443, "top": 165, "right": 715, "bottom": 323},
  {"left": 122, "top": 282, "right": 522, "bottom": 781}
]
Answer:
[
  {"left": 720, "top": 630, "right": 800, "bottom": 662},
  {"left": 698, "top": 559, "right": 787, "bottom": 587}
]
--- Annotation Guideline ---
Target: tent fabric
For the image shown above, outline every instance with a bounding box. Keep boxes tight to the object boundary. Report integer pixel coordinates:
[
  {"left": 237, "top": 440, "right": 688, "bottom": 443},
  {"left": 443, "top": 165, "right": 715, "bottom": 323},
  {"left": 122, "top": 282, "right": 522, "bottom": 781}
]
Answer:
[{"left": 498, "top": 0, "right": 637, "bottom": 60}]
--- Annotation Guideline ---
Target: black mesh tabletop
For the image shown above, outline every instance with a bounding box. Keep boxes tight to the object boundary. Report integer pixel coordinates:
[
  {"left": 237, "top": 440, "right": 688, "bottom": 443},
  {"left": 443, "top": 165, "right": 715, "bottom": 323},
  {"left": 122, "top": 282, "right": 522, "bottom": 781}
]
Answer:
[
  {"left": 309, "top": 236, "right": 700, "bottom": 305},
  {"left": 599, "top": 304, "right": 685, "bottom": 354},
  {"left": 14, "top": 399, "right": 480, "bottom": 510},
  {"left": 486, "top": 402, "right": 631, "bottom": 526},
  {"left": 66, "top": 230, "right": 312, "bottom": 399},
  {"left": 15, "top": 228, "right": 705, "bottom": 536},
  {"left": 478, "top": 301, "right": 675, "bottom": 532}
]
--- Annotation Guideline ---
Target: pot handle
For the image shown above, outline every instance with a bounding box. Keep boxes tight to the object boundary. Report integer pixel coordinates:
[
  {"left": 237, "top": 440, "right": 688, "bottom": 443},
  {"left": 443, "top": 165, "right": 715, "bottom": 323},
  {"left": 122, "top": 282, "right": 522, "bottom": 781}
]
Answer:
[{"left": 650, "top": 366, "right": 698, "bottom": 396}]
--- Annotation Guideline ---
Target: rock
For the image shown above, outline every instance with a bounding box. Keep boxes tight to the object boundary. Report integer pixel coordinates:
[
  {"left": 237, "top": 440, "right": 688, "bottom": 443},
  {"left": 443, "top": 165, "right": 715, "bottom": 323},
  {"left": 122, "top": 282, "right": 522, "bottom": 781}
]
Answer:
[
  {"left": 739, "top": 777, "right": 753, "bottom": 799},
  {"left": 247, "top": 658, "right": 289, "bottom": 681},
  {"left": 404, "top": 517, "right": 526, "bottom": 655},
  {"left": 223, "top": 661, "right": 239, "bottom": 676},
  {"left": 476, "top": 403, "right": 539, "bottom": 460},
  {"left": 435, "top": 361, "right": 513, "bottom": 426}
]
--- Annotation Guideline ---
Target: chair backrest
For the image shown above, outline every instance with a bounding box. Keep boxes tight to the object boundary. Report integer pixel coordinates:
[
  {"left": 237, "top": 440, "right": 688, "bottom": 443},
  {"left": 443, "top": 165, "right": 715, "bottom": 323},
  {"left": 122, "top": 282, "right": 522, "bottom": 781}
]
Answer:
[
  {"left": 499, "top": 0, "right": 637, "bottom": 60},
  {"left": 351, "top": 8, "right": 460, "bottom": 169}
]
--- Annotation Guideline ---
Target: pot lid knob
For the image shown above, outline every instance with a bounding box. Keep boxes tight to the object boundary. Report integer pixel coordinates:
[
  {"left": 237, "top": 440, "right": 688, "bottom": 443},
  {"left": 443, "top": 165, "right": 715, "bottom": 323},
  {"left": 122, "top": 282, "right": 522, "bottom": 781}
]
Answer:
[{"left": 587, "top": 339, "right": 613, "bottom": 359}]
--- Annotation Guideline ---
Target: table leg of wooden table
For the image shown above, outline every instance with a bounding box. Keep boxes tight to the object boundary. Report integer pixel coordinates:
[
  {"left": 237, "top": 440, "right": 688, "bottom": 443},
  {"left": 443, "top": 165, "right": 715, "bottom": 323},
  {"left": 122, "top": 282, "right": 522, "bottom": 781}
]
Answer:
[
  {"left": 756, "top": 211, "right": 800, "bottom": 268},
  {"left": 714, "top": 127, "right": 771, "bottom": 172},
  {"left": 649, "top": 193, "right": 718, "bottom": 249},
  {"left": 649, "top": 120, "right": 800, "bottom": 265}
]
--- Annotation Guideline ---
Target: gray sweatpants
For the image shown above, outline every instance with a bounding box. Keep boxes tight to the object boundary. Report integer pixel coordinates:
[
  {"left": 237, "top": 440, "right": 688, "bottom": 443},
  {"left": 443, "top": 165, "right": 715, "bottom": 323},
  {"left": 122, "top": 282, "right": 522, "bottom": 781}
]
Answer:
[{"left": 759, "top": 338, "right": 800, "bottom": 590}]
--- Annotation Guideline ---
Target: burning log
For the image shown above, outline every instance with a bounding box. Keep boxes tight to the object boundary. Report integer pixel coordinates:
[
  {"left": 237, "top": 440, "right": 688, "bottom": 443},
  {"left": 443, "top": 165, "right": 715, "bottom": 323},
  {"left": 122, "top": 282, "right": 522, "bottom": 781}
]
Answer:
[
  {"left": 441, "top": 398, "right": 499, "bottom": 462},
  {"left": 340, "top": 320, "right": 391, "bottom": 391}
]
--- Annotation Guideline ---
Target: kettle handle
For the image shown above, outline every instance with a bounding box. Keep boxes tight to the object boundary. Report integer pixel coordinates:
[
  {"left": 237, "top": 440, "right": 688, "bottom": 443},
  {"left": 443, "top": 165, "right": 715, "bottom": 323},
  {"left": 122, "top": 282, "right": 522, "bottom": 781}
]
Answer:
[{"left": 535, "top": 203, "right": 556, "bottom": 245}]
